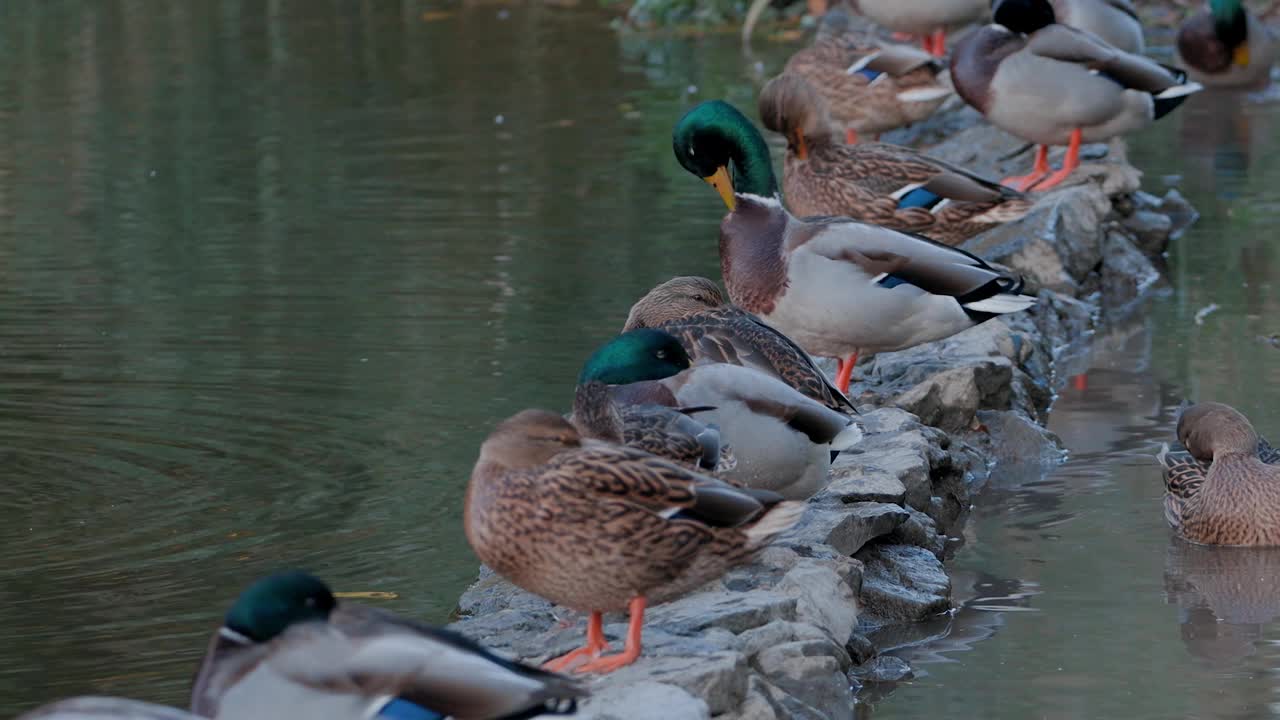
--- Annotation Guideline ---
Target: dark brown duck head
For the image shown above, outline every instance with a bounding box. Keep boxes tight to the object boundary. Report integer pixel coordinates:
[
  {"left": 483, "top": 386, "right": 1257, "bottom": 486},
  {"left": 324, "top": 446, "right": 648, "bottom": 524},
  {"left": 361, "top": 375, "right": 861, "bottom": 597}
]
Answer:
[
  {"left": 758, "top": 74, "right": 837, "bottom": 159},
  {"left": 1176, "top": 0, "right": 1249, "bottom": 74},
  {"left": 624, "top": 276, "right": 727, "bottom": 330},
  {"left": 478, "top": 410, "right": 583, "bottom": 470},
  {"left": 1177, "top": 402, "right": 1260, "bottom": 461}
]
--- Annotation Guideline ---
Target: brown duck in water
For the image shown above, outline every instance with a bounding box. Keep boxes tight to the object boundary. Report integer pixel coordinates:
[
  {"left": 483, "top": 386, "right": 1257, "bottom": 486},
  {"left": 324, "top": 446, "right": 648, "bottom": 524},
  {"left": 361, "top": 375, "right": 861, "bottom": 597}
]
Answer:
[
  {"left": 624, "top": 276, "right": 855, "bottom": 413},
  {"left": 758, "top": 73, "right": 1032, "bottom": 246},
  {"left": 465, "top": 410, "right": 804, "bottom": 674},
  {"left": 1157, "top": 402, "right": 1280, "bottom": 546}
]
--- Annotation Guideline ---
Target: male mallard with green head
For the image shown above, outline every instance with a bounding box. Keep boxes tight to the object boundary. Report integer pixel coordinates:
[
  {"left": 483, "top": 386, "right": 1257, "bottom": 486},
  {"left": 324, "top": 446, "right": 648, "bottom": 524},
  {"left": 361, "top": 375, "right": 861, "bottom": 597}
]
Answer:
[
  {"left": 1177, "top": 0, "right": 1277, "bottom": 89},
  {"left": 190, "top": 571, "right": 584, "bottom": 719},
  {"left": 951, "top": 0, "right": 1201, "bottom": 191},
  {"left": 758, "top": 73, "right": 1032, "bottom": 246},
  {"left": 671, "top": 99, "right": 1034, "bottom": 395},
  {"left": 465, "top": 409, "right": 804, "bottom": 673},
  {"left": 1157, "top": 402, "right": 1280, "bottom": 546},
  {"left": 624, "top": 276, "right": 856, "bottom": 414}
]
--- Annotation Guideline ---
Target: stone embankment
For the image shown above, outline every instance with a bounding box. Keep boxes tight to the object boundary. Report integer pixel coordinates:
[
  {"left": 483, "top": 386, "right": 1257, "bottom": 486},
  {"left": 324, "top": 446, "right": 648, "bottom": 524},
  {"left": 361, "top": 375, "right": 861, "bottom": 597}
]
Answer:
[{"left": 448, "top": 113, "right": 1197, "bottom": 718}]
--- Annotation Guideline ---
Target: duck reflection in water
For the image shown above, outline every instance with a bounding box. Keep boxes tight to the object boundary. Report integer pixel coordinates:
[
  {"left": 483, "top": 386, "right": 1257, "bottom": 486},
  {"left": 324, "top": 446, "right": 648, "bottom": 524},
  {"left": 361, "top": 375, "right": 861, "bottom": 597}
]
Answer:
[{"left": 1164, "top": 538, "right": 1280, "bottom": 662}]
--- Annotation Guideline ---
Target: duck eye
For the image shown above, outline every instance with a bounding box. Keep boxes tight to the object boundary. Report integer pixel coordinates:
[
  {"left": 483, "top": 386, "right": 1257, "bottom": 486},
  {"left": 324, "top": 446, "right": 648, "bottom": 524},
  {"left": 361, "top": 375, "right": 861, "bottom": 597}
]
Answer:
[
  {"left": 304, "top": 597, "right": 317, "bottom": 608},
  {"left": 656, "top": 350, "right": 667, "bottom": 360}
]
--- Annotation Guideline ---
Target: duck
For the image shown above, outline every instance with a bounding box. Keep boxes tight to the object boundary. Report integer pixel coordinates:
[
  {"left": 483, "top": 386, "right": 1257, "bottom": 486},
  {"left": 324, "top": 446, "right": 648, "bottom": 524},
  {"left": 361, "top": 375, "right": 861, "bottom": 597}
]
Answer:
[
  {"left": 781, "top": 5, "right": 952, "bottom": 143},
  {"left": 623, "top": 276, "right": 855, "bottom": 413},
  {"left": 1157, "top": 402, "right": 1280, "bottom": 546},
  {"left": 570, "top": 379, "right": 736, "bottom": 473},
  {"left": 190, "top": 571, "right": 584, "bottom": 720},
  {"left": 1049, "top": 0, "right": 1144, "bottom": 53},
  {"left": 671, "top": 99, "right": 1035, "bottom": 395},
  {"left": 581, "top": 329, "right": 861, "bottom": 498},
  {"left": 950, "top": 0, "right": 1202, "bottom": 191},
  {"left": 16, "top": 697, "right": 204, "bottom": 720},
  {"left": 847, "top": 0, "right": 989, "bottom": 56},
  {"left": 758, "top": 72, "right": 1033, "bottom": 246},
  {"left": 1176, "top": 0, "right": 1278, "bottom": 89},
  {"left": 465, "top": 408, "right": 804, "bottom": 673}
]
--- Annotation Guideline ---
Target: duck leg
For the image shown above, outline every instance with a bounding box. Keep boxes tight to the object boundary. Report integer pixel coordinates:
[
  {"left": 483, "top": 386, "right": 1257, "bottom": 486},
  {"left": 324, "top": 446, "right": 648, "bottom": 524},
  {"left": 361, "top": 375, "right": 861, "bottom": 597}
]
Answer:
[
  {"left": 927, "top": 29, "right": 946, "bottom": 57},
  {"left": 1001, "top": 145, "right": 1051, "bottom": 192},
  {"left": 834, "top": 353, "right": 858, "bottom": 394},
  {"left": 845, "top": 128, "right": 859, "bottom": 144},
  {"left": 543, "top": 611, "right": 609, "bottom": 672},
  {"left": 1029, "top": 129, "right": 1082, "bottom": 191},
  {"left": 576, "top": 597, "right": 646, "bottom": 674}
]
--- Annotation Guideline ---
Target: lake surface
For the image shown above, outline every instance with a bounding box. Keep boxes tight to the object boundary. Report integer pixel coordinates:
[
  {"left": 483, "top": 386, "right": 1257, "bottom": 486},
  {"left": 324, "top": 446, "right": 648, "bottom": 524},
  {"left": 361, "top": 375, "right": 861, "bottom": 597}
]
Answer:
[{"left": 0, "top": 2, "right": 1277, "bottom": 717}]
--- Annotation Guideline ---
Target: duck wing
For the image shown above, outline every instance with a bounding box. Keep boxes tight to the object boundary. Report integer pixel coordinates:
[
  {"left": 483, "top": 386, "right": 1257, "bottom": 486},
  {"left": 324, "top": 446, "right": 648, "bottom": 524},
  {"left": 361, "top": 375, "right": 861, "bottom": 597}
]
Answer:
[{"left": 1027, "top": 24, "right": 1189, "bottom": 92}]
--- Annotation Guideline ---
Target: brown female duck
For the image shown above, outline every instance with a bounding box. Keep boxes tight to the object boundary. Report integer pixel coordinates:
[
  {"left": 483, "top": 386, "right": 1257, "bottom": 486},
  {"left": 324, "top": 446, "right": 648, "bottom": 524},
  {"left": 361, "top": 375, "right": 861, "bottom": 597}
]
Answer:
[
  {"left": 623, "top": 276, "right": 855, "bottom": 413},
  {"left": 1157, "top": 402, "right": 1280, "bottom": 546},
  {"left": 465, "top": 409, "right": 804, "bottom": 673},
  {"left": 758, "top": 73, "right": 1032, "bottom": 246}
]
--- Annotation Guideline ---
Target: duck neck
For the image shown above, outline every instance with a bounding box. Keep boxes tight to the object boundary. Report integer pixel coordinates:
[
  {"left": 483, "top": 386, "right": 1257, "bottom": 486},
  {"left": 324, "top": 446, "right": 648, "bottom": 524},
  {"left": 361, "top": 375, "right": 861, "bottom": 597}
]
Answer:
[
  {"left": 1210, "top": 0, "right": 1246, "bottom": 44},
  {"left": 727, "top": 123, "right": 780, "bottom": 199},
  {"left": 719, "top": 195, "right": 790, "bottom": 315}
]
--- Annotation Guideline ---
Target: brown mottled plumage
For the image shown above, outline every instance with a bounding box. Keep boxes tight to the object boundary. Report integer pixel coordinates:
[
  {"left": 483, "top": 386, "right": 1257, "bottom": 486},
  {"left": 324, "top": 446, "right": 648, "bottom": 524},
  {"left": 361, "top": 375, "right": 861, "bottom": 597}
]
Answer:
[
  {"left": 758, "top": 74, "right": 1033, "bottom": 246},
  {"left": 623, "top": 277, "right": 855, "bottom": 413},
  {"left": 571, "top": 381, "right": 736, "bottom": 473},
  {"left": 465, "top": 410, "right": 803, "bottom": 672},
  {"left": 782, "top": 6, "right": 951, "bottom": 138},
  {"left": 1157, "top": 402, "right": 1280, "bottom": 546}
]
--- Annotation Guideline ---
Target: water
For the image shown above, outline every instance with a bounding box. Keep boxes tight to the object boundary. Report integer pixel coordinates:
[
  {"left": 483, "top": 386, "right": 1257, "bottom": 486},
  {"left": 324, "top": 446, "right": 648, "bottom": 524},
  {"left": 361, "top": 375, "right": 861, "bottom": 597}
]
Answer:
[{"left": 0, "top": 2, "right": 1278, "bottom": 717}]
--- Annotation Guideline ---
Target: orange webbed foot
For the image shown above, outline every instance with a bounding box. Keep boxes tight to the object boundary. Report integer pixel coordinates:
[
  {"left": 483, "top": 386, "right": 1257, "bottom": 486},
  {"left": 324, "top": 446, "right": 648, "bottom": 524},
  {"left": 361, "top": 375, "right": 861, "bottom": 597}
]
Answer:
[
  {"left": 574, "top": 646, "right": 643, "bottom": 674},
  {"left": 543, "top": 611, "right": 608, "bottom": 672}
]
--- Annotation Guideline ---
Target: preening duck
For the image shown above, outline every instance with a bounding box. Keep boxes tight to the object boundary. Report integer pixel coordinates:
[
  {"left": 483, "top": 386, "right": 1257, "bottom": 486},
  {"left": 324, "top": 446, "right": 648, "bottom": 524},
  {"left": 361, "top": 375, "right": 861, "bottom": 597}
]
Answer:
[{"left": 1176, "top": 0, "right": 1277, "bottom": 89}]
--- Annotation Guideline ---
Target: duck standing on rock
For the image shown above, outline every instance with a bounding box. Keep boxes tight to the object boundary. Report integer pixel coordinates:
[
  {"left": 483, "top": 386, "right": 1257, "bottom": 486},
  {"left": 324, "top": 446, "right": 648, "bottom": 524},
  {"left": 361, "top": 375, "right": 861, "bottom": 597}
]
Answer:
[
  {"left": 758, "top": 73, "right": 1033, "bottom": 246},
  {"left": 671, "top": 99, "right": 1035, "bottom": 395},
  {"left": 189, "top": 571, "right": 585, "bottom": 719},
  {"left": 1176, "top": 0, "right": 1277, "bottom": 89},
  {"left": 1157, "top": 402, "right": 1280, "bottom": 546},
  {"left": 950, "top": 0, "right": 1202, "bottom": 191},
  {"left": 465, "top": 409, "right": 804, "bottom": 673},
  {"left": 846, "top": 0, "right": 988, "bottom": 56},
  {"left": 624, "top": 276, "right": 856, "bottom": 413},
  {"left": 581, "top": 329, "right": 861, "bottom": 498}
]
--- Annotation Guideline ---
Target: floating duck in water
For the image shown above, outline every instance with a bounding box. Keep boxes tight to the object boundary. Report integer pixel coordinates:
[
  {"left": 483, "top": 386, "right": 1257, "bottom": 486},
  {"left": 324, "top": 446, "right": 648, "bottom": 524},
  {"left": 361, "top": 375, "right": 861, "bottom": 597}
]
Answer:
[
  {"left": 190, "top": 571, "right": 584, "bottom": 719},
  {"left": 1157, "top": 402, "right": 1280, "bottom": 546},
  {"left": 780, "top": 5, "right": 951, "bottom": 142},
  {"left": 951, "top": 0, "right": 1200, "bottom": 191},
  {"left": 1177, "top": 0, "right": 1277, "bottom": 89},
  {"left": 671, "top": 99, "right": 1035, "bottom": 395},
  {"left": 624, "top": 276, "right": 855, "bottom": 414},
  {"left": 758, "top": 73, "right": 1032, "bottom": 246},
  {"left": 465, "top": 408, "right": 804, "bottom": 673},
  {"left": 581, "top": 329, "right": 861, "bottom": 498}
]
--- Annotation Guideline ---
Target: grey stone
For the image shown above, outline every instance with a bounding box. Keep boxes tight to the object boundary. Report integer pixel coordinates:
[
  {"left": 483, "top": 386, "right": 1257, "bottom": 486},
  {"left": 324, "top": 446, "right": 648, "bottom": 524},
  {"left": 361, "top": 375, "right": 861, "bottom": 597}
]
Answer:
[
  {"left": 816, "top": 465, "right": 907, "bottom": 505},
  {"left": 893, "top": 359, "right": 1014, "bottom": 434},
  {"left": 785, "top": 503, "right": 908, "bottom": 557},
  {"left": 1100, "top": 229, "right": 1162, "bottom": 310},
  {"left": 755, "top": 640, "right": 855, "bottom": 719},
  {"left": 1122, "top": 209, "right": 1173, "bottom": 255},
  {"left": 845, "top": 632, "right": 877, "bottom": 665},
  {"left": 852, "top": 655, "right": 915, "bottom": 683},
  {"left": 885, "top": 507, "right": 946, "bottom": 558},
  {"left": 1158, "top": 188, "right": 1199, "bottom": 239},
  {"left": 575, "top": 681, "right": 710, "bottom": 720},
  {"left": 834, "top": 431, "right": 936, "bottom": 509},
  {"left": 740, "top": 675, "right": 831, "bottom": 720},
  {"left": 646, "top": 590, "right": 796, "bottom": 634},
  {"left": 976, "top": 410, "right": 1067, "bottom": 490},
  {"left": 777, "top": 560, "right": 860, "bottom": 655},
  {"left": 857, "top": 544, "right": 952, "bottom": 622},
  {"left": 602, "top": 652, "right": 745, "bottom": 715},
  {"left": 736, "top": 620, "right": 834, "bottom": 659},
  {"left": 853, "top": 407, "right": 921, "bottom": 435}
]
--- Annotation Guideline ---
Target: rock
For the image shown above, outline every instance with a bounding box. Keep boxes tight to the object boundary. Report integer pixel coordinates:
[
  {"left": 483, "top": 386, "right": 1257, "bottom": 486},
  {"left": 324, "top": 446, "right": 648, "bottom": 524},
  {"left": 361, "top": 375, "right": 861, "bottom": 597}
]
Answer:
[
  {"left": 646, "top": 590, "right": 796, "bottom": 634},
  {"left": 892, "top": 359, "right": 1014, "bottom": 434},
  {"left": 854, "top": 407, "right": 922, "bottom": 435},
  {"left": 845, "top": 632, "right": 877, "bottom": 665},
  {"left": 777, "top": 560, "right": 860, "bottom": 651},
  {"left": 830, "top": 432, "right": 934, "bottom": 510},
  {"left": 1100, "top": 229, "right": 1162, "bottom": 310},
  {"left": 817, "top": 465, "right": 906, "bottom": 505},
  {"left": 736, "top": 620, "right": 834, "bottom": 659},
  {"left": 603, "top": 652, "right": 745, "bottom": 715},
  {"left": 885, "top": 507, "right": 946, "bottom": 559},
  {"left": 975, "top": 410, "right": 1066, "bottom": 490},
  {"left": 857, "top": 544, "right": 952, "bottom": 623},
  {"left": 755, "top": 640, "right": 855, "bottom": 720},
  {"left": 785, "top": 503, "right": 908, "bottom": 557},
  {"left": 1158, "top": 188, "right": 1199, "bottom": 239},
  {"left": 852, "top": 655, "right": 915, "bottom": 683},
  {"left": 740, "top": 675, "right": 831, "bottom": 720},
  {"left": 456, "top": 566, "right": 553, "bottom": 618},
  {"left": 576, "top": 681, "right": 710, "bottom": 720},
  {"left": 1122, "top": 209, "right": 1173, "bottom": 255}
]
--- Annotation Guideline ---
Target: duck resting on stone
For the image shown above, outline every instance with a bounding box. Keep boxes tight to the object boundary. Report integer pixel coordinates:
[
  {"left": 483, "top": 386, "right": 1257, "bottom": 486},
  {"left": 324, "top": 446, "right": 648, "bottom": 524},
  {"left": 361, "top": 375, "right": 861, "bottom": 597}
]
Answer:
[
  {"left": 950, "top": 0, "right": 1201, "bottom": 191},
  {"left": 465, "top": 408, "right": 804, "bottom": 673},
  {"left": 623, "top": 276, "right": 856, "bottom": 414},
  {"left": 190, "top": 571, "right": 585, "bottom": 719},
  {"left": 580, "top": 329, "right": 862, "bottom": 498},
  {"left": 758, "top": 72, "right": 1033, "bottom": 246},
  {"left": 1157, "top": 402, "right": 1280, "bottom": 546},
  {"left": 671, "top": 99, "right": 1035, "bottom": 395}
]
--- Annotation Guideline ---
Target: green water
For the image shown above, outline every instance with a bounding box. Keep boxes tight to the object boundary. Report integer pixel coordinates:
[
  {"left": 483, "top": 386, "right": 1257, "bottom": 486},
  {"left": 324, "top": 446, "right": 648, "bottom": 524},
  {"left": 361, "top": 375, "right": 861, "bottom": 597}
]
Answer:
[{"left": 1, "top": 2, "right": 1278, "bottom": 718}]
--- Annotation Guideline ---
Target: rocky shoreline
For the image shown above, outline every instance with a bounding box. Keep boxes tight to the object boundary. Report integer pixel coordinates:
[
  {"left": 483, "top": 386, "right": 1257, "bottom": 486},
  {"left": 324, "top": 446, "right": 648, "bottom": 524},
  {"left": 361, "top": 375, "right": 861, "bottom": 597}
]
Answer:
[{"left": 447, "top": 114, "right": 1197, "bottom": 719}]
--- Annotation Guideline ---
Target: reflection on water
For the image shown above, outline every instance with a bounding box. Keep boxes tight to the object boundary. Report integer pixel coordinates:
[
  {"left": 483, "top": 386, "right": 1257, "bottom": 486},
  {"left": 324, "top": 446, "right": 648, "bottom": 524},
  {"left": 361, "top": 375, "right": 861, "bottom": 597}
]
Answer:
[{"left": 1165, "top": 540, "right": 1280, "bottom": 664}]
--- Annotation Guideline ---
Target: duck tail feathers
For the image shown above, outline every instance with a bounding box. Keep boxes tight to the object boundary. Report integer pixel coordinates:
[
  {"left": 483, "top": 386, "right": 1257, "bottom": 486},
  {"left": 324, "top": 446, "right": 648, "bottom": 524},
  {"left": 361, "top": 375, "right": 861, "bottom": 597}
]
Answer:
[
  {"left": 962, "top": 292, "right": 1036, "bottom": 315},
  {"left": 830, "top": 421, "right": 865, "bottom": 452},
  {"left": 1153, "top": 81, "right": 1202, "bottom": 119}
]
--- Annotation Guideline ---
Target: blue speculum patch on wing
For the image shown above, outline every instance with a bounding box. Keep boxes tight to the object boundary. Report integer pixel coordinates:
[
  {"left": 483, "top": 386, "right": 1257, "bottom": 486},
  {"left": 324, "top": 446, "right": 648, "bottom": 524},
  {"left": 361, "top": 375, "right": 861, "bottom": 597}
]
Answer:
[
  {"left": 378, "top": 699, "right": 444, "bottom": 720},
  {"left": 855, "top": 68, "right": 883, "bottom": 81},
  {"left": 877, "top": 274, "right": 911, "bottom": 289},
  {"left": 896, "top": 187, "right": 942, "bottom": 209}
]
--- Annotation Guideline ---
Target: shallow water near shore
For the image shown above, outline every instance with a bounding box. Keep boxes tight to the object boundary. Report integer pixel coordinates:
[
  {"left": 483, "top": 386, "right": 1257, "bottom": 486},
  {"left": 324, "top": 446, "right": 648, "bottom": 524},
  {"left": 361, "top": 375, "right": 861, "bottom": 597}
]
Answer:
[{"left": 1, "top": 2, "right": 1279, "bottom": 717}]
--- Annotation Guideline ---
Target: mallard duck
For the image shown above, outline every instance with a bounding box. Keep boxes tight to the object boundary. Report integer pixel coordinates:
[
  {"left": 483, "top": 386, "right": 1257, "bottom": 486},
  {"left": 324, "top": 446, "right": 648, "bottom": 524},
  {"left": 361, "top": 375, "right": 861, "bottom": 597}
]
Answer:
[
  {"left": 581, "top": 329, "right": 862, "bottom": 498},
  {"left": 1177, "top": 0, "right": 1277, "bottom": 89},
  {"left": 571, "top": 380, "right": 736, "bottom": 473},
  {"left": 1050, "top": 0, "right": 1144, "bottom": 53},
  {"left": 466, "top": 409, "right": 804, "bottom": 673},
  {"left": 847, "top": 0, "right": 988, "bottom": 56},
  {"left": 671, "top": 99, "right": 1035, "bottom": 395},
  {"left": 16, "top": 698, "right": 202, "bottom": 720},
  {"left": 951, "top": 0, "right": 1201, "bottom": 191},
  {"left": 758, "top": 73, "right": 1032, "bottom": 246},
  {"left": 1157, "top": 402, "right": 1280, "bottom": 546},
  {"left": 190, "top": 571, "right": 584, "bottom": 719},
  {"left": 623, "top": 276, "right": 855, "bottom": 413},
  {"left": 782, "top": 7, "right": 951, "bottom": 142}
]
